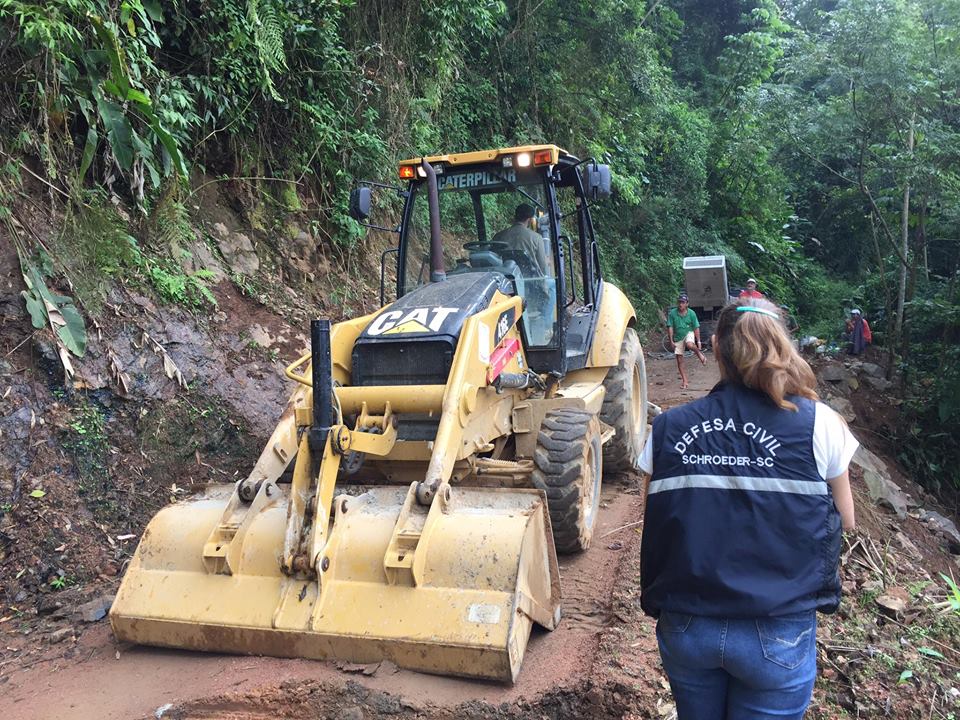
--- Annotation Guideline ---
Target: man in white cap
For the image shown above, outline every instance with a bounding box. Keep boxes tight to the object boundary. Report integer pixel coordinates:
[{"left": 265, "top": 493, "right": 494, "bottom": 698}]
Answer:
[
  {"left": 739, "top": 278, "right": 763, "bottom": 299},
  {"left": 845, "top": 309, "right": 872, "bottom": 355}
]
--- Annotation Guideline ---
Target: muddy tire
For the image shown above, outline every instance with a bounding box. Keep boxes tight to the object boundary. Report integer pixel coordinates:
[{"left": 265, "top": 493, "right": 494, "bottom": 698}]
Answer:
[
  {"left": 600, "top": 328, "right": 648, "bottom": 472},
  {"left": 532, "top": 409, "right": 603, "bottom": 553}
]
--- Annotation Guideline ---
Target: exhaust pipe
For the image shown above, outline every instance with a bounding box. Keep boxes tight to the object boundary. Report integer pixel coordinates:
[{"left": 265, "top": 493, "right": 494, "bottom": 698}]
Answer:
[
  {"left": 310, "top": 319, "right": 334, "bottom": 453},
  {"left": 421, "top": 159, "right": 445, "bottom": 283}
]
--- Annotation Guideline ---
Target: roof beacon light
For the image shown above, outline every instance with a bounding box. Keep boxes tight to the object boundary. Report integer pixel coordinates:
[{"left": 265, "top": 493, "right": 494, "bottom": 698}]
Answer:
[
  {"left": 516, "top": 152, "right": 531, "bottom": 168},
  {"left": 399, "top": 165, "right": 416, "bottom": 180},
  {"left": 533, "top": 149, "right": 553, "bottom": 166}
]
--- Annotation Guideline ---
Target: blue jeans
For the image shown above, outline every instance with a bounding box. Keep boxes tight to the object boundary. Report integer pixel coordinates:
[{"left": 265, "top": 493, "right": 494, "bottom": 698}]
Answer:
[{"left": 656, "top": 610, "right": 817, "bottom": 720}]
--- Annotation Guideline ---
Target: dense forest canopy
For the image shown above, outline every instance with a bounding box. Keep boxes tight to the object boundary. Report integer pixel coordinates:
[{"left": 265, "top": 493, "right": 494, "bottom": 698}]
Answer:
[{"left": 1, "top": 0, "right": 958, "bottom": 486}]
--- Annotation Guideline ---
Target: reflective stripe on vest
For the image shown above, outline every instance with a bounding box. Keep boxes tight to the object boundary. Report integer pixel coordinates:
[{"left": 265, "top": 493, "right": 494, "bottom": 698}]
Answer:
[{"left": 647, "top": 474, "right": 829, "bottom": 496}]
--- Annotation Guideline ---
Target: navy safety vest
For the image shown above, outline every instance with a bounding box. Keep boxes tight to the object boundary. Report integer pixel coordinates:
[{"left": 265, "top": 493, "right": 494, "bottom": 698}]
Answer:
[{"left": 640, "top": 382, "right": 842, "bottom": 619}]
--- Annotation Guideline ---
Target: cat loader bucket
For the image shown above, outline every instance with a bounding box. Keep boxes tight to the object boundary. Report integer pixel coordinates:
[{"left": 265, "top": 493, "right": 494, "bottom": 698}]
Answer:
[
  {"left": 111, "top": 317, "right": 562, "bottom": 682},
  {"left": 109, "top": 483, "right": 559, "bottom": 681}
]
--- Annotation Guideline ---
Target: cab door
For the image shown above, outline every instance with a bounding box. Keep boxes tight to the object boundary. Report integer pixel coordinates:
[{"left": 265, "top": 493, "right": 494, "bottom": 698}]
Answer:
[{"left": 553, "top": 163, "right": 602, "bottom": 371}]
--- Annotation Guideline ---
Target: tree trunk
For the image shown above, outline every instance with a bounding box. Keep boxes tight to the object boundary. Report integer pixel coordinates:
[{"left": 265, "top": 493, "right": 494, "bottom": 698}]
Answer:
[
  {"left": 919, "top": 197, "right": 928, "bottom": 281},
  {"left": 894, "top": 113, "right": 915, "bottom": 351}
]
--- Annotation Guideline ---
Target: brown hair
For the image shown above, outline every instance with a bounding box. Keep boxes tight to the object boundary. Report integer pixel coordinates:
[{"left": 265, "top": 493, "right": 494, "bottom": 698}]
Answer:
[{"left": 713, "top": 297, "right": 818, "bottom": 410}]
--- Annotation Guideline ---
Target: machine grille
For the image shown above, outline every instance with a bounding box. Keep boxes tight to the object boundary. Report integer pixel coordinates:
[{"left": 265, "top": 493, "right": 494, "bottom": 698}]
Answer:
[{"left": 352, "top": 340, "right": 455, "bottom": 386}]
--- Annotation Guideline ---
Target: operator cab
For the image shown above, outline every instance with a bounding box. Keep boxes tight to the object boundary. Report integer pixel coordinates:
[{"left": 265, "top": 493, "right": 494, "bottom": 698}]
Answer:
[{"left": 351, "top": 145, "right": 611, "bottom": 376}]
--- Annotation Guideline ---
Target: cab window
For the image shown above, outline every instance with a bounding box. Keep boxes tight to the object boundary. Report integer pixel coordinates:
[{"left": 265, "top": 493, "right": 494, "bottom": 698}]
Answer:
[{"left": 402, "top": 166, "right": 559, "bottom": 346}]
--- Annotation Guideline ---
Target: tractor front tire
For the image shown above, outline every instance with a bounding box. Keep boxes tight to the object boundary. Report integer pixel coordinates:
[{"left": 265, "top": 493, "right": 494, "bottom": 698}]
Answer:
[
  {"left": 600, "top": 327, "right": 648, "bottom": 472},
  {"left": 532, "top": 409, "right": 603, "bottom": 553}
]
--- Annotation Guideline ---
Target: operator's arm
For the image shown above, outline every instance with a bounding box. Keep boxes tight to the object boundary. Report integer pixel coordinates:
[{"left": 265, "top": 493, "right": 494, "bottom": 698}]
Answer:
[
  {"left": 524, "top": 232, "right": 548, "bottom": 275},
  {"left": 536, "top": 239, "right": 550, "bottom": 276},
  {"left": 827, "top": 471, "right": 856, "bottom": 530}
]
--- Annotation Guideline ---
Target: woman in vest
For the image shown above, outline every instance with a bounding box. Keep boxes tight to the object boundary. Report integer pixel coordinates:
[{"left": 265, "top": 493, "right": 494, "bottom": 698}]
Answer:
[{"left": 638, "top": 297, "right": 857, "bottom": 720}]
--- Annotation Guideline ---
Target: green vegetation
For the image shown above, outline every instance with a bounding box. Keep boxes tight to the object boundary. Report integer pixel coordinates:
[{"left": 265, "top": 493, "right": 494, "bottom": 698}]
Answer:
[
  {"left": 61, "top": 396, "right": 129, "bottom": 527},
  {"left": 1, "top": 0, "right": 959, "bottom": 488}
]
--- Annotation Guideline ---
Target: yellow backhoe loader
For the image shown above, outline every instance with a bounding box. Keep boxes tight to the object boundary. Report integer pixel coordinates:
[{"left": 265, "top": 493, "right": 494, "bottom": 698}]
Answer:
[{"left": 110, "top": 145, "right": 648, "bottom": 682}]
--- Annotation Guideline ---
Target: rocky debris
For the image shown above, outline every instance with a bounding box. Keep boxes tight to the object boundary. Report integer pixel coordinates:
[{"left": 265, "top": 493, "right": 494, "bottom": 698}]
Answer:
[
  {"left": 863, "top": 375, "right": 893, "bottom": 391},
  {"left": 77, "top": 594, "right": 115, "bottom": 623},
  {"left": 858, "top": 362, "right": 885, "bottom": 378},
  {"left": 826, "top": 396, "right": 857, "bottom": 423},
  {"left": 921, "top": 510, "right": 960, "bottom": 554},
  {"left": 67, "top": 288, "right": 290, "bottom": 436},
  {"left": 377, "top": 660, "right": 399, "bottom": 676},
  {"left": 186, "top": 240, "right": 228, "bottom": 283},
  {"left": 212, "top": 222, "right": 259, "bottom": 276},
  {"left": 820, "top": 365, "right": 852, "bottom": 383},
  {"left": 853, "top": 447, "right": 910, "bottom": 518},
  {"left": 282, "top": 229, "right": 320, "bottom": 285},
  {"left": 247, "top": 324, "right": 274, "bottom": 348},
  {"left": 335, "top": 707, "right": 366, "bottom": 720},
  {"left": 875, "top": 586, "right": 911, "bottom": 617},
  {"left": 47, "top": 626, "right": 74, "bottom": 644},
  {"left": 36, "top": 596, "right": 65, "bottom": 616},
  {"left": 2, "top": 405, "right": 36, "bottom": 441},
  {"left": 894, "top": 531, "right": 923, "bottom": 562}
]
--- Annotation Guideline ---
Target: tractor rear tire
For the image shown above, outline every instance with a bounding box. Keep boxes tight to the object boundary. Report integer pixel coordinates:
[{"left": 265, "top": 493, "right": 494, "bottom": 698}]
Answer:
[
  {"left": 600, "top": 328, "right": 648, "bottom": 472},
  {"left": 532, "top": 409, "right": 603, "bottom": 553}
]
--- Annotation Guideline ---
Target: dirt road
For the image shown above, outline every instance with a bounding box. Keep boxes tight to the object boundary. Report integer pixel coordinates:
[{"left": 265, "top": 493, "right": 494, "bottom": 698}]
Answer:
[{"left": 0, "top": 348, "right": 719, "bottom": 720}]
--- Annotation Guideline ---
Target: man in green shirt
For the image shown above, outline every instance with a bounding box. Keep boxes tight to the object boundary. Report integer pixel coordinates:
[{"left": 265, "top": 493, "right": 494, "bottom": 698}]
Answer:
[{"left": 667, "top": 294, "right": 706, "bottom": 389}]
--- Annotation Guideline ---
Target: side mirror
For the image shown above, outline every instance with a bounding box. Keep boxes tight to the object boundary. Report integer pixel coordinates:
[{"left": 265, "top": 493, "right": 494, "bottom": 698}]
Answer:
[
  {"left": 348, "top": 186, "right": 371, "bottom": 220},
  {"left": 581, "top": 162, "right": 612, "bottom": 201}
]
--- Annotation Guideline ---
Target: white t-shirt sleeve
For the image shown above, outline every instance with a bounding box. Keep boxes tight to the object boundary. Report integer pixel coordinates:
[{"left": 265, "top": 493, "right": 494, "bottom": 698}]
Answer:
[
  {"left": 637, "top": 434, "right": 654, "bottom": 475},
  {"left": 813, "top": 402, "right": 860, "bottom": 480}
]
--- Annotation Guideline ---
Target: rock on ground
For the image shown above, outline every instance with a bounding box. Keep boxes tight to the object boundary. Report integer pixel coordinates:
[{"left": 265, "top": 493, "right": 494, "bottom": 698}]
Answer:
[
  {"left": 921, "top": 510, "right": 960, "bottom": 554},
  {"left": 212, "top": 222, "right": 260, "bottom": 276},
  {"left": 819, "top": 365, "right": 852, "bottom": 384},
  {"left": 853, "top": 446, "right": 910, "bottom": 518},
  {"left": 826, "top": 396, "right": 856, "bottom": 423}
]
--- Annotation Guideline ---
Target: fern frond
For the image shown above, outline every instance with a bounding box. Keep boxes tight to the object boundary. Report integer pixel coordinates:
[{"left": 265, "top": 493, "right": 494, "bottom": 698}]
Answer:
[
  {"left": 149, "top": 183, "right": 192, "bottom": 251},
  {"left": 248, "top": 0, "right": 287, "bottom": 100}
]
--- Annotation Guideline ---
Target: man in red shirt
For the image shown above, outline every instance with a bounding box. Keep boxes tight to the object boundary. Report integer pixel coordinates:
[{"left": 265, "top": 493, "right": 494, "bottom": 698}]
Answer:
[
  {"left": 739, "top": 278, "right": 764, "bottom": 299},
  {"left": 846, "top": 309, "right": 872, "bottom": 355}
]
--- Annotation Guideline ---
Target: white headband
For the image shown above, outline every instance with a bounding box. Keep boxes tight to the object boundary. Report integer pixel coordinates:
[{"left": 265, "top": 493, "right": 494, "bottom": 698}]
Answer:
[{"left": 736, "top": 306, "right": 780, "bottom": 319}]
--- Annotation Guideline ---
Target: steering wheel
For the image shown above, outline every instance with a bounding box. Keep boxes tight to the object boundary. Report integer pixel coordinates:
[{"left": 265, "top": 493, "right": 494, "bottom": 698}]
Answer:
[{"left": 463, "top": 241, "right": 510, "bottom": 254}]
